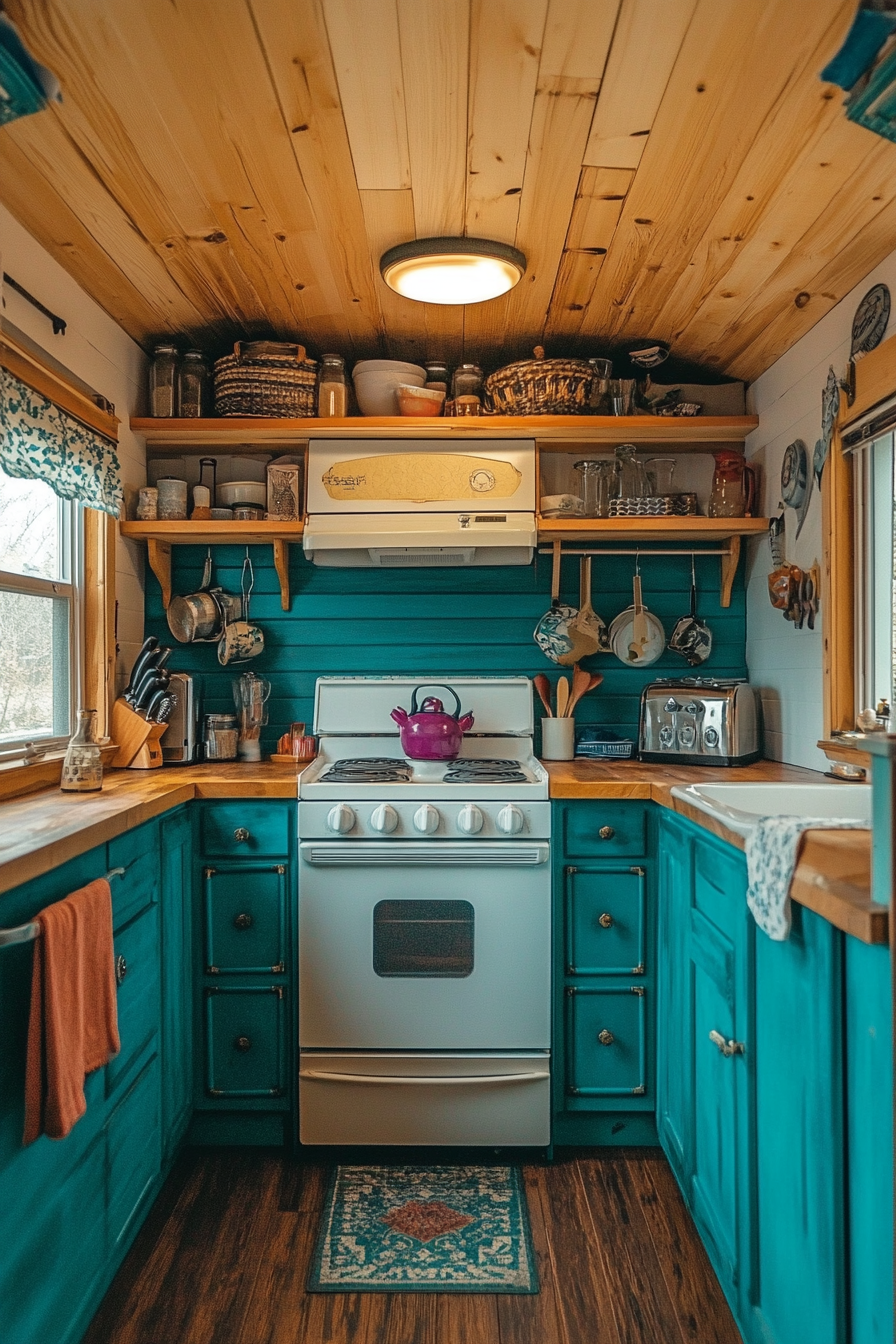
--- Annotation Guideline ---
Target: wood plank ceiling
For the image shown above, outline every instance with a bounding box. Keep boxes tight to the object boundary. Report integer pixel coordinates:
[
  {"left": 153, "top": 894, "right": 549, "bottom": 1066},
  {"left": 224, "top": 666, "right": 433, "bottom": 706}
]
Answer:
[{"left": 1, "top": 0, "right": 894, "bottom": 381}]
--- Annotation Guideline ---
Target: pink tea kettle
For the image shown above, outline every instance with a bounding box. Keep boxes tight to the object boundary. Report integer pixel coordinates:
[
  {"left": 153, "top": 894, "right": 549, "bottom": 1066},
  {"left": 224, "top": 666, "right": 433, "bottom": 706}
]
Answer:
[{"left": 391, "top": 683, "right": 474, "bottom": 760}]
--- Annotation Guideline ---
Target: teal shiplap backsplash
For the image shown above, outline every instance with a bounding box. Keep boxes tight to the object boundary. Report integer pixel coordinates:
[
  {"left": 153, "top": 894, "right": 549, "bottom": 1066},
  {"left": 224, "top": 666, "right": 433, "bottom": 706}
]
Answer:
[{"left": 144, "top": 547, "right": 747, "bottom": 757}]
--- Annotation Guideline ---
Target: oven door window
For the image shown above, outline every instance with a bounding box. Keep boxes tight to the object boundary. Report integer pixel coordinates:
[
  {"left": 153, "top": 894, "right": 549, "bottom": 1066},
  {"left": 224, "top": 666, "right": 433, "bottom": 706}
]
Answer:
[{"left": 373, "top": 900, "right": 474, "bottom": 977}]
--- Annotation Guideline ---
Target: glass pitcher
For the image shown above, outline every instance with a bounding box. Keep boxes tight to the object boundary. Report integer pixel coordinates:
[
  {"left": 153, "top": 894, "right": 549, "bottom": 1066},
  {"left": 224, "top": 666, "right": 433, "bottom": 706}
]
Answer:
[
  {"left": 709, "top": 450, "right": 757, "bottom": 518},
  {"left": 614, "top": 444, "right": 649, "bottom": 498}
]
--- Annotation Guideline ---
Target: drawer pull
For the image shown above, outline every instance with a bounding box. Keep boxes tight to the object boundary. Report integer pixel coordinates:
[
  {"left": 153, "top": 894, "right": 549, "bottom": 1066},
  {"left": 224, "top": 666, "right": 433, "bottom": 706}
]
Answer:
[
  {"left": 115, "top": 955, "right": 128, "bottom": 985},
  {"left": 233, "top": 827, "right": 251, "bottom": 844},
  {"left": 598, "top": 825, "right": 615, "bottom": 840},
  {"left": 709, "top": 1029, "right": 744, "bottom": 1058},
  {"left": 234, "top": 1035, "right": 252, "bottom": 1053},
  {"left": 598, "top": 1029, "right": 615, "bottom": 1046},
  {"left": 598, "top": 912, "right": 613, "bottom": 928},
  {"left": 233, "top": 912, "right": 254, "bottom": 930}
]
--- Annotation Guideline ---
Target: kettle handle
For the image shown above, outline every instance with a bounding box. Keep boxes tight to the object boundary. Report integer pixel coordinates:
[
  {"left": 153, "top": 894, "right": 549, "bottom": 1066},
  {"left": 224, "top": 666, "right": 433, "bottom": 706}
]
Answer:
[{"left": 409, "top": 683, "right": 463, "bottom": 718}]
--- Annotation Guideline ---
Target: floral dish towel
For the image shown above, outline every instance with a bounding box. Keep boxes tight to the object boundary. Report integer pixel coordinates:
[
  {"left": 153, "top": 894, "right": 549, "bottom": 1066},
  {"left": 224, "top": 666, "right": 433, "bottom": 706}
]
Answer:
[{"left": 745, "top": 815, "right": 869, "bottom": 940}]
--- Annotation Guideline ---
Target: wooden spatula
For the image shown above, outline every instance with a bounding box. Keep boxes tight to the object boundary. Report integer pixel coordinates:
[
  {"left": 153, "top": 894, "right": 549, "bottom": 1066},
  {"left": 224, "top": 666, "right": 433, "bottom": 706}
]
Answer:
[{"left": 556, "top": 675, "right": 570, "bottom": 717}]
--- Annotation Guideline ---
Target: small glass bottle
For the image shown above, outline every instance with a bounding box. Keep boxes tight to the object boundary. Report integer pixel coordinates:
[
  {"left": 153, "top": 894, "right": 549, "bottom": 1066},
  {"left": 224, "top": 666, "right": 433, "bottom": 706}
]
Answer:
[
  {"left": 149, "top": 344, "right": 179, "bottom": 417},
  {"left": 424, "top": 360, "right": 449, "bottom": 394},
  {"left": 61, "top": 709, "right": 103, "bottom": 792},
  {"left": 317, "top": 354, "right": 348, "bottom": 417},
  {"left": 451, "top": 363, "right": 484, "bottom": 400},
  {"left": 178, "top": 349, "right": 210, "bottom": 418}
]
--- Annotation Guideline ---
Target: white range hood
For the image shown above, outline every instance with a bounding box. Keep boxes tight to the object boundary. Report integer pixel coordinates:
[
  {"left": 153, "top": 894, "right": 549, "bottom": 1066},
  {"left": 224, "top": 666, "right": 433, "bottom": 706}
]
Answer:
[{"left": 303, "top": 438, "right": 536, "bottom": 567}]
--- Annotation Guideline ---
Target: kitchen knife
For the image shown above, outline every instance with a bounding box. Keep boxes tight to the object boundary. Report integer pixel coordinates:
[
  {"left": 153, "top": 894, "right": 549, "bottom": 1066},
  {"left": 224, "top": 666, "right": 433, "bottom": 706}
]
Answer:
[
  {"left": 145, "top": 688, "right": 169, "bottom": 722},
  {"left": 123, "top": 636, "right": 159, "bottom": 702},
  {"left": 133, "top": 667, "right": 170, "bottom": 712}
]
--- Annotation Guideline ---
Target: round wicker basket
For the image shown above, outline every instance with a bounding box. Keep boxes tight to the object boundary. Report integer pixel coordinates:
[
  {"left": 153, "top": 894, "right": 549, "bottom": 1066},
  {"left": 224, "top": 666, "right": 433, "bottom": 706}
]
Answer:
[
  {"left": 214, "top": 340, "right": 318, "bottom": 418},
  {"left": 484, "top": 345, "right": 594, "bottom": 415}
]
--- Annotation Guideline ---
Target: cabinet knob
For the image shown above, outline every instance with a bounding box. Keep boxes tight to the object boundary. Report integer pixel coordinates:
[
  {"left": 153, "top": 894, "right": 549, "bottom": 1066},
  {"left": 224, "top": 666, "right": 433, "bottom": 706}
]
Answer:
[
  {"left": 115, "top": 955, "right": 128, "bottom": 985},
  {"left": 233, "top": 827, "right": 250, "bottom": 843},
  {"left": 233, "top": 912, "right": 253, "bottom": 930},
  {"left": 709, "top": 1029, "right": 745, "bottom": 1058},
  {"left": 234, "top": 1035, "right": 252, "bottom": 1053},
  {"left": 598, "top": 912, "right": 613, "bottom": 929},
  {"left": 598, "top": 825, "right": 615, "bottom": 840},
  {"left": 598, "top": 1029, "right": 615, "bottom": 1046}
]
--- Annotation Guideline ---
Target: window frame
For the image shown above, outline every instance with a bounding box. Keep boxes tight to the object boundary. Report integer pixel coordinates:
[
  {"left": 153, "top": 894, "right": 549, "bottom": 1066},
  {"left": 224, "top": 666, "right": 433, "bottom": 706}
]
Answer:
[{"left": 852, "top": 430, "right": 895, "bottom": 716}]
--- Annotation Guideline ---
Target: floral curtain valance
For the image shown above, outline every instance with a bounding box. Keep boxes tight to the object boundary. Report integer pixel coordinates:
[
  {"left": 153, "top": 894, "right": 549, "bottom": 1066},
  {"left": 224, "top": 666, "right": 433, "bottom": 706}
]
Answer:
[{"left": 0, "top": 365, "right": 122, "bottom": 517}]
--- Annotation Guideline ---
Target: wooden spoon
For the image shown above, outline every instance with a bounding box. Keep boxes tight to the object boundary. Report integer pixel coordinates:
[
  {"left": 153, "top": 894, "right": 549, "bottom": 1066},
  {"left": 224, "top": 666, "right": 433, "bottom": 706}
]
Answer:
[
  {"left": 566, "top": 669, "right": 604, "bottom": 716},
  {"left": 533, "top": 674, "right": 553, "bottom": 717},
  {"left": 556, "top": 675, "right": 570, "bottom": 717}
]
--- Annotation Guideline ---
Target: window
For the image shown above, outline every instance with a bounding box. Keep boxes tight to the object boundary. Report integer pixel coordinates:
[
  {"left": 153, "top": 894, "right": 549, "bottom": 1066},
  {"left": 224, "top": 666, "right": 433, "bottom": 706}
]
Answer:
[
  {"left": 0, "top": 470, "right": 81, "bottom": 748},
  {"left": 853, "top": 430, "right": 896, "bottom": 715}
]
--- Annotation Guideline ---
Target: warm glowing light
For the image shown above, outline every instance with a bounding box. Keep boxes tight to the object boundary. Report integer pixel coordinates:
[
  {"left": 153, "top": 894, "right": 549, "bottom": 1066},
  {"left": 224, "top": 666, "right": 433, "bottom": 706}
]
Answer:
[{"left": 380, "top": 238, "right": 526, "bottom": 306}]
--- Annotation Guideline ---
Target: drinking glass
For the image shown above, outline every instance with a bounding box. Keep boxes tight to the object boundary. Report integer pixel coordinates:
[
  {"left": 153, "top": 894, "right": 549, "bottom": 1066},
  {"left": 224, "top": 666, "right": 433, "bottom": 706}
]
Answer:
[{"left": 608, "top": 378, "right": 636, "bottom": 416}]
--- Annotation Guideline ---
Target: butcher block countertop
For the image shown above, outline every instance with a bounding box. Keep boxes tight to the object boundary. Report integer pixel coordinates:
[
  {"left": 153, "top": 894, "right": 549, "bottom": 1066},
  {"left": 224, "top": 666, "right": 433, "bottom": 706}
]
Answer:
[{"left": 0, "top": 757, "right": 881, "bottom": 943}]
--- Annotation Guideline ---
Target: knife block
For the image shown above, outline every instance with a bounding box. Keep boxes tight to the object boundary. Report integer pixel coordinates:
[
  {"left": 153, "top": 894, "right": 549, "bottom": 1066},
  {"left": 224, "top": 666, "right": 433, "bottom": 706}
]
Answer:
[{"left": 111, "top": 698, "right": 168, "bottom": 769}]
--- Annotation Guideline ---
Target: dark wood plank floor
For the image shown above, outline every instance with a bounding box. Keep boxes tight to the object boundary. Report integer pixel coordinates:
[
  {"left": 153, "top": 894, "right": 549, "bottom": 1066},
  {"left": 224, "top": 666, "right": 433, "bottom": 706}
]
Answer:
[{"left": 83, "top": 1147, "right": 743, "bottom": 1344}]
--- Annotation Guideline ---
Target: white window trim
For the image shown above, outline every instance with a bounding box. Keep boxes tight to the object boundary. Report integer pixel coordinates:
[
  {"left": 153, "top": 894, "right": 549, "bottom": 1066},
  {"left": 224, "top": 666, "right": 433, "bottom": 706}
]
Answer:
[{"left": 852, "top": 430, "right": 895, "bottom": 716}]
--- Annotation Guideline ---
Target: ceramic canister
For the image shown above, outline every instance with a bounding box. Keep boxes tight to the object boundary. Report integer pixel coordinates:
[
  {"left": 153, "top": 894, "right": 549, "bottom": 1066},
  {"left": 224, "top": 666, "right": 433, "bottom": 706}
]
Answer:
[{"left": 157, "top": 477, "right": 188, "bottom": 520}]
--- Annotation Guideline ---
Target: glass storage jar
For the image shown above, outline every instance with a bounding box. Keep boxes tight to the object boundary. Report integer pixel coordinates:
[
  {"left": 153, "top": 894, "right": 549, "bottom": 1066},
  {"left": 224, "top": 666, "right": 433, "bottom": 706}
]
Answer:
[
  {"left": 178, "top": 349, "right": 210, "bottom": 418},
  {"left": 317, "top": 354, "right": 348, "bottom": 418},
  {"left": 451, "top": 363, "right": 484, "bottom": 400},
  {"left": 149, "top": 344, "right": 179, "bottom": 417},
  {"left": 204, "top": 713, "right": 239, "bottom": 761},
  {"left": 61, "top": 709, "right": 103, "bottom": 792},
  {"left": 424, "top": 360, "right": 449, "bottom": 394}
]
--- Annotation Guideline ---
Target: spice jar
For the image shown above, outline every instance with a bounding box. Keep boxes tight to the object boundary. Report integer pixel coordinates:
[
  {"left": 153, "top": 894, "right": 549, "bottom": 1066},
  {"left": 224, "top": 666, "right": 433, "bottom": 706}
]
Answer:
[
  {"left": 61, "top": 709, "right": 103, "bottom": 792},
  {"left": 451, "top": 363, "right": 484, "bottom": 401},
  {"left": 149, "top": 344, "right": 179, "bottom": 417},
  {"left": 317, "top": 353, "right": 348, "bottom": 417},
  {"left": 424, "top": 360, "right": 449, "bottom": 394},
  {"left": 204, "top": 713, "right": 239, "bottom": 761},
  {"left": 178, "top": 349, "right": 210, "bottom": 418}
]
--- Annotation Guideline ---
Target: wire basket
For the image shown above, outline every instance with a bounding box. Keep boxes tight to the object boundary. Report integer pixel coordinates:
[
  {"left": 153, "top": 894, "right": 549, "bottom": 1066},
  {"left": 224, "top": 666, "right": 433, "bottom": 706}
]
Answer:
[
  {"left": 484, "top": 345, "right": 594, "bottom": 415},
  {"left": 214, "top": 340, "right": 318, "bottom": 418}
]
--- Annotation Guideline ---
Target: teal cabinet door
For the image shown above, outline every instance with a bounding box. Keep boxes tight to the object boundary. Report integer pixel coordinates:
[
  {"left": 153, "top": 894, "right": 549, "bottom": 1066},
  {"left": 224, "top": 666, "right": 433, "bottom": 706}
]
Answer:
[
  {"left": 565, "top": 864, "right": 646, "bottom": 976},
  {"left": 656, "top": 813, "right": 693, "bottom": 1187},
  {"left": 202, "top": 863, "right": 288, "bottom": 974},
  {"left": 754, "top": 907, "right": 846, "bottom": 1344},
  {"left": 565, "top": 985, "right": 647, "bottom": 1098},
  {"left": 106, "top": 1052, "right": 162, "bottom": 1253},
  {"left": 204, "top": 985, "right": 286, "bottom": 1099},
  {"left": 688, "top": 832, "right": 753, "bottom": 1313},
  {"left": 107, "top": 902, "right": 161, "bottom": 1098},
  {"left": 161, "top": 808, "right": 192, "bottom": 1156}
]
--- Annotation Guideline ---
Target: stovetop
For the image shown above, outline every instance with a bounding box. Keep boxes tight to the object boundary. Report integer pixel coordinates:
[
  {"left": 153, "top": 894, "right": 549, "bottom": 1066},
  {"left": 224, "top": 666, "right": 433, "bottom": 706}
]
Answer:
[{"left": 299, "top": 738, "right": 549, "bottom": 802}]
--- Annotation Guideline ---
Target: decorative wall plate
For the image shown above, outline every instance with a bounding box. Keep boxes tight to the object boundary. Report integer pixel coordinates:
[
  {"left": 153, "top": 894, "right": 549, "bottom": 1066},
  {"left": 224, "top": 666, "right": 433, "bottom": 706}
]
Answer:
[
  {"left": 781, "top": 438, "right": 813, "bottom": 539},
  {"left": 851, "top": 283, "right": 890, "bottom": 358}
]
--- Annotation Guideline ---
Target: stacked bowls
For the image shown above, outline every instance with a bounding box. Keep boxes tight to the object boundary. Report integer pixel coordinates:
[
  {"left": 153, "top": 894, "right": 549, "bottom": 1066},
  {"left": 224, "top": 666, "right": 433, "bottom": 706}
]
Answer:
[{"left": 353, "top": 360, "right": 426, "bottom": 415}]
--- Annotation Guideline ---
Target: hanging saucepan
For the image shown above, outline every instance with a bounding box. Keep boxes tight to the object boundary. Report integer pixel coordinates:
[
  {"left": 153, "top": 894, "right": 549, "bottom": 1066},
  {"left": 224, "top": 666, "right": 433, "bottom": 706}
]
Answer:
[
  {"left": 167, "top": 549, "right": 219, "bottom": 643},
  {"left": 668, "top": 555, "right": 713, "bottom": 666}
]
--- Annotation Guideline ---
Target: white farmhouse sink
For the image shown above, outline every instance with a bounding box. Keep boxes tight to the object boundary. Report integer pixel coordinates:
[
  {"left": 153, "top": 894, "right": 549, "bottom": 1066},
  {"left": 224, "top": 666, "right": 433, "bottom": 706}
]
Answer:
[{"left": 670, "top": 782, "right": 872, "bottom": 839}]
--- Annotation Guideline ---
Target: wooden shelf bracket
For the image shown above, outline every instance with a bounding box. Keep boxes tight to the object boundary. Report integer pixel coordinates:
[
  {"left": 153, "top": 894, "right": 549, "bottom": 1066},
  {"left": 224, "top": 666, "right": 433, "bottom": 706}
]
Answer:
[
  {"left": 720, "top": 536, "right": 741, "bottom": 609},
  {"left": 146, "top": 539, "right": 172, "bottom": 609}
]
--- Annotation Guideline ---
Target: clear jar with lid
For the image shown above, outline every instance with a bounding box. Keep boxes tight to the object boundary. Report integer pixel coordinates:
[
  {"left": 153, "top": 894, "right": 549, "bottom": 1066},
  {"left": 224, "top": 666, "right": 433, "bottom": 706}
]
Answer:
[
  {"left": 451, "top": 363, "right": 484, "bottom": 400},
  {"left": 178, "top": 349, "right": 210, "bottom": 418},
  {"left": 149, "top": 344, "right": 179, "bottom": 417},
  {"left": 424, "top": 360, "right": 449, "bottom": 394},
  {"left": 204, "top": 712, "right": 239, "bottom": 761},
  {"left": 317, "top": 353, "right": 348, "bottom": 418}
]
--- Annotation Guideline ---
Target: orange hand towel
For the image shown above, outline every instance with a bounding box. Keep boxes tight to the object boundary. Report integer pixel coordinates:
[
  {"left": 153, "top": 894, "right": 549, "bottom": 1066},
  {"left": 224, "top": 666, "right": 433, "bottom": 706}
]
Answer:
[{"left": 23, "top": 878, "right": 121, "bottom": 1145}]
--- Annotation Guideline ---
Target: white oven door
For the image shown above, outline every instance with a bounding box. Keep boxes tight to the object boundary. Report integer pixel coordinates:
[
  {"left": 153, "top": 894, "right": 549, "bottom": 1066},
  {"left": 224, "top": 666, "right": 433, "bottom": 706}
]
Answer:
[
  {"left": 298, "top": 840, "right": 550, "bottom": 1049},
  {"left": 299, "top": 1052, "right": 550, "bottom": 1146}
]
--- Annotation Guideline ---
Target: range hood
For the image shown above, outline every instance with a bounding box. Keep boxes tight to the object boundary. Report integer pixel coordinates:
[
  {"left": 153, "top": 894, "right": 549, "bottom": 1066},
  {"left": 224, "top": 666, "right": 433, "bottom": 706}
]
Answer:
[{"left": 303, "top": 439, "right": 536, "bottom": 568}]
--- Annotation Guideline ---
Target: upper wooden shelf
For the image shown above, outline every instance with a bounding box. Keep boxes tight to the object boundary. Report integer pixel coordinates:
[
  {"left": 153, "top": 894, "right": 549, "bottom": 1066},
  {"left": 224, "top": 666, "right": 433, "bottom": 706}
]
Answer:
[
  {"left": 119, "top": 520, "right": 303, "bottom": 610},
  {"left": 130, "top": 414, "right": 757, "bottom": 449}
]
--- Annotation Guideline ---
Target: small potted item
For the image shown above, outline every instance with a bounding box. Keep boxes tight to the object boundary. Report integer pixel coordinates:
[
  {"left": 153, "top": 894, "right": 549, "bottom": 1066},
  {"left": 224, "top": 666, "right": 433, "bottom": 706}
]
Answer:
[{"left": 391, "top": 683, "right": 474, "bottom": 760}]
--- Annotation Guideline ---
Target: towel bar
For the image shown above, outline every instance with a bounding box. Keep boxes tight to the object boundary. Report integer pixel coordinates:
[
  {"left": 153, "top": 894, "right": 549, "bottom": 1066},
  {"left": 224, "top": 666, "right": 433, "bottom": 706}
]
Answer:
[{"left": 0, "top": 868, "right": 126, "bottom": 948}]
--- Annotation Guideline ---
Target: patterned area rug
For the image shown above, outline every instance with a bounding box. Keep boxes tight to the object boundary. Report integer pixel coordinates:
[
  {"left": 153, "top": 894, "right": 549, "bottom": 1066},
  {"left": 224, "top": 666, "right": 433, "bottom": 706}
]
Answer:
[{"left": 307, "top": 1165, "right": 538, "bottom": 1293}]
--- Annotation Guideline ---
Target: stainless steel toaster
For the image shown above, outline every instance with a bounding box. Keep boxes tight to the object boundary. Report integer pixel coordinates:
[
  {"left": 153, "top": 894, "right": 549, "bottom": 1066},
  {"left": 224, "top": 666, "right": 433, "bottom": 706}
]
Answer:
[
  {"left": 161, "top": 672, "right": 199, "bottom": 764},
  {"left": 638, "top": 678, "right": 760, "bottom": 766}
]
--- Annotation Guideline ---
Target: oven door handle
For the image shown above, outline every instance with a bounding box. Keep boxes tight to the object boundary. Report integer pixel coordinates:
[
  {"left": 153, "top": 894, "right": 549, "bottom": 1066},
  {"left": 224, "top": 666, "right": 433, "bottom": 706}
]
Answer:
[
  {"left": 299, "top": 1069, "right": 548, "bottom": 1086},
  {"left": 301, "top": 841, "right": 549, "bottom": 866}
]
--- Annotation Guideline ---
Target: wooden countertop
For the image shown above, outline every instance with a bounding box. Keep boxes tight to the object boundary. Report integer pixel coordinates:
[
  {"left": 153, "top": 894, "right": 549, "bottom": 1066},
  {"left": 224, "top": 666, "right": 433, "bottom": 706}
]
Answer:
[{"left": 0, "top": 757, "right": 882, "bottom": 944}]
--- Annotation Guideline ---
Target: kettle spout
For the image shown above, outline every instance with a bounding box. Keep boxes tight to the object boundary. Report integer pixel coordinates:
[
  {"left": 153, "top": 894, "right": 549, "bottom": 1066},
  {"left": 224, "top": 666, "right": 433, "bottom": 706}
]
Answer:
[
  {"left": 458, "top": 712, "right": 475, "bottom": 731},
  {"left": 390, "top": 708, "right": 409, "bottom": 726}
]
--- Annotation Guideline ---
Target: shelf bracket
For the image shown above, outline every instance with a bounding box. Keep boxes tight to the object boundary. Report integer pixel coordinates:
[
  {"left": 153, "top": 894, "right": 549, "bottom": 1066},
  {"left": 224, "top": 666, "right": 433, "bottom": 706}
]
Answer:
[
  {"left": 146, "top": 539, "right": 172, "bottom": 609},
  {"left": 720, "top": 536, "right": 741, "bottom": 609},
  {"left": 272, "top": 539, "right": 290, "bottom": 611}
]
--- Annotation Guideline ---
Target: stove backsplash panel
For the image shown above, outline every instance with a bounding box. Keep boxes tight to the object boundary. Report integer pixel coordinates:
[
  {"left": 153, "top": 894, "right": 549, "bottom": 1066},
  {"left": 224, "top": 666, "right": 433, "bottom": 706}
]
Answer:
[{"left": 142, "top": 549, "right": 747, "bottom": 757}]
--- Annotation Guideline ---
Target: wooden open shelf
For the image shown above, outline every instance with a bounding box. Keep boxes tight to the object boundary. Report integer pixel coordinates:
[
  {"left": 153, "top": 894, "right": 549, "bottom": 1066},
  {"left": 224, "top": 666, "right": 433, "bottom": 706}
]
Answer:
[
  {"left": 537, "top": 516, "right": 769, "bottom": 608},
  {"left": 119, "top": 520, "right": 303, "bottom": 611},
  {"left": 131, "top": 414, "right": 757, "bottom": 449}
]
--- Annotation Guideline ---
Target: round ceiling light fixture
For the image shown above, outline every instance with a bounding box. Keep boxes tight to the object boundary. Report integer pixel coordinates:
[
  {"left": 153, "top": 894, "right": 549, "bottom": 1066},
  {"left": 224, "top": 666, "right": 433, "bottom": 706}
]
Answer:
[{"left": 380, "top": 237, "right": 527, "bottom": 305}]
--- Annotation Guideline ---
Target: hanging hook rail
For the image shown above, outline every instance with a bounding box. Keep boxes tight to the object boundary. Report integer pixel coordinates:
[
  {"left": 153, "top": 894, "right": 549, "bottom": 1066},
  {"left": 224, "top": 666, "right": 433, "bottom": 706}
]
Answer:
[{"left": 0, "top": 868, "right": 126, "bottom": 948}]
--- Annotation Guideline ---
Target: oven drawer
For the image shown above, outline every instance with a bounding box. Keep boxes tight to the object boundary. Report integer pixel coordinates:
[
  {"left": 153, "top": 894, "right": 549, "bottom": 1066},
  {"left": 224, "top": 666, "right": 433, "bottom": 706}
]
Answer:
[
  {"left": 565, "top": 986, "right": 647, "bottom": 1097},
  {"left": 202, "top": 864, "right": 288, "bottom": 974},
  {"left": 566, "top": 866, "right": 647, "bottom": 977},
  {"left": 299, "top": 1052, "right": 550, "bottom": 1145}
]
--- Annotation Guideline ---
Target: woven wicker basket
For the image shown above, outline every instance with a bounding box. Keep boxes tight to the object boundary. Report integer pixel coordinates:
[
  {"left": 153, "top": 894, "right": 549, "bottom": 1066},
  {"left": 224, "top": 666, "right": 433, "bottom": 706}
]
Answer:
[
  {"left": 484, "top": 346, "right": 594, "bottom": 416},
  {"left": 214, "top": 341, "right": 318, "bottom": 418}
]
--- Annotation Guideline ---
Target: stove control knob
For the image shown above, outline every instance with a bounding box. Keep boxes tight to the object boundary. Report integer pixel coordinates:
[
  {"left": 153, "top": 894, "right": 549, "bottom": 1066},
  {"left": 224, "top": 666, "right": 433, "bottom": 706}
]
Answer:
[
  {"left": 496, "top": 804, "right": 524, "bottom": 835},
  {"left": 326, "top": 803, "right": 356, "bottom": 834},
  {"left": 413, "top": 804, "right": 440, "bottom": 835},
  {"left": 370, "top": 804, "right": 398, "bottom": 834},
  {"left": 457, "top": 804, "right": 483, "bottom": 835}
]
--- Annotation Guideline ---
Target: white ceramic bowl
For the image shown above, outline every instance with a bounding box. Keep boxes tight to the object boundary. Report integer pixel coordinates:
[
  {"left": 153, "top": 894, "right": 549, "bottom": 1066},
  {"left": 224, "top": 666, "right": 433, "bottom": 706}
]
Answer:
[
  {"left": 353, "top": 360, "right": 427, "bottom": 376},
  {"left": 353, "top": 366, "right": 426, "bottom": 416},
  {"left": 218, "top": 480, "right": 267, "bottom": 507}
]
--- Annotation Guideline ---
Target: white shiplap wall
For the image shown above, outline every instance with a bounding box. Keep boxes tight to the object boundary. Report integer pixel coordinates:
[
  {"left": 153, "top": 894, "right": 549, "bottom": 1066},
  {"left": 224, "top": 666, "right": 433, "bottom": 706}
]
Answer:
[
  {"left": 746, "top": 248, "right": 896, "bottom": 770},
  {"left": 0, "top": 201, "right": 148, "bottom": 691}
]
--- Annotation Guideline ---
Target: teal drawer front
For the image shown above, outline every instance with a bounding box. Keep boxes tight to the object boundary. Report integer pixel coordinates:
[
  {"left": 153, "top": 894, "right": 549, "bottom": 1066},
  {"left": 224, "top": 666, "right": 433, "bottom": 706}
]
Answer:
[
  {"left": 566, "top": 865, "right": 646, "bottom": 976},
  {"left": 106, "top": 1052, "right": 162, "bottom": 1251},
  {"left": 562, "top": 802, "right": 648, "bottom": 858},
  {"left": 203, "top": 864, "right": 288, "bottom": 974},
  {"left": 108, "top": 821, "right": 160, "bottom": 929},
  {"left": 566, "top": 985, "right": 647, "bottom": 1097},
  {"left": 107, "top": 904, "right": 160, "bottom": 1097},
  {"left": 204, "top": 986, "right": 286, "bottom": 1098},
  {"left": 200, "top": 802, "right": 291, "bottom": 858}
]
